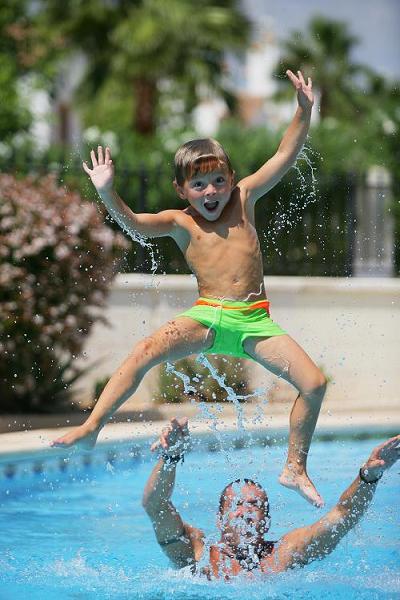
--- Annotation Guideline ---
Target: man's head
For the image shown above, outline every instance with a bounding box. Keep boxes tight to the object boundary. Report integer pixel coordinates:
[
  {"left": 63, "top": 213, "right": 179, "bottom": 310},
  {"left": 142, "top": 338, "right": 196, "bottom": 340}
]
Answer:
[
  {"left": 173, "top": 138, "right": 235, "bottom": 222},
  {"left": 217, "top": 479, "right": 270, "bottom": 547}
]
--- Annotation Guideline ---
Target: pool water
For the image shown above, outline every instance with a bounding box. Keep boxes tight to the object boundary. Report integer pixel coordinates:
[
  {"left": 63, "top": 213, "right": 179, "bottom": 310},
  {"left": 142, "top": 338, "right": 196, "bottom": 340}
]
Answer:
[{"left": 0, "top": 436, "right": 399, "bottom": 599}]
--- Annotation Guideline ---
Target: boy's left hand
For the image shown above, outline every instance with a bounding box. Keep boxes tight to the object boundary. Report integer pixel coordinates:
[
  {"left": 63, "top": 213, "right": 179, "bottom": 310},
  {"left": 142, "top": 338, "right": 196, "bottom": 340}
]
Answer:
[{"left": 286, "top": 69, "right": 314, "bottom": 111}]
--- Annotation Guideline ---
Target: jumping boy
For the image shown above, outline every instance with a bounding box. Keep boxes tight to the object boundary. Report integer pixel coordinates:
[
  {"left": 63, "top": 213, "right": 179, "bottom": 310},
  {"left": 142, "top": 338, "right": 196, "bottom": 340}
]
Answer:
[{"left": 52, "top": 70, "right": 327, "bottom": 507}]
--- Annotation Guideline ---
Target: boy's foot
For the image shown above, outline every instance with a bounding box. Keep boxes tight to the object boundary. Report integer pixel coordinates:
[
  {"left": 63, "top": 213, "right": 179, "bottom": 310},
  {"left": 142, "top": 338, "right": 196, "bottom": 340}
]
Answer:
[
  {"left": 279, "top": 465, "right": 324, "bottom": 508},
  {"left": 50, "top": 424, "right": 100, "bottom": 451}
]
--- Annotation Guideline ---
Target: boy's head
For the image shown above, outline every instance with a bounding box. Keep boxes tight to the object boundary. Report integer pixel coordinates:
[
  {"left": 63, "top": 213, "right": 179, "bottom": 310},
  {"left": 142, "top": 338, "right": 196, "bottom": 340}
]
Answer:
[{"left": 173, "top": 138, "right": 235, "bottom": 221}]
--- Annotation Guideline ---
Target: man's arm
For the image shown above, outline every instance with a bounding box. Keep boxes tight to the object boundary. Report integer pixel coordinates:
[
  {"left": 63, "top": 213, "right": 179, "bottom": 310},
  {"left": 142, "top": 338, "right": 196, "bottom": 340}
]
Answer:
[
  {"left": 83, "top": 146, "right": 178, "bottom": 239},
  {"left": 142, "top": 418, "right": 204, "bottom": 569},
  {"left": 238, "top": 70, "right": 313, "bottom": 205},
  {"left": 277, "top": 435, "right": 400, "bottom": 569}
]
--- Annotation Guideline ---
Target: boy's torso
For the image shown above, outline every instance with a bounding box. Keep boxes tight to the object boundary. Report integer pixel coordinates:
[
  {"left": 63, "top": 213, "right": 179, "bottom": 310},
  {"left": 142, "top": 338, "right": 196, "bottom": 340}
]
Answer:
[{"left": 172, "top": 186, "right": 265, "bottom": 301}]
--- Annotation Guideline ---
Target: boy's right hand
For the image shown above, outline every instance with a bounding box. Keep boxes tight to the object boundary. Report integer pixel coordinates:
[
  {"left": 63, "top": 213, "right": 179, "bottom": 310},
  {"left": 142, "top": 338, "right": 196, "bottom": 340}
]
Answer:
[{"left": 83, "top": 145, "right": 114, "bottom": 193}]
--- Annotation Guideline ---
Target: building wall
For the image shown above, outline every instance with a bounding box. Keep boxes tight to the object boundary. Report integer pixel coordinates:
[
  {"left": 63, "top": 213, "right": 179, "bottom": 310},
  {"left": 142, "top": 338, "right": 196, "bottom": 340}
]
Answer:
[{"left": 75, "top": 275, "right": 400, "bottom": 413}]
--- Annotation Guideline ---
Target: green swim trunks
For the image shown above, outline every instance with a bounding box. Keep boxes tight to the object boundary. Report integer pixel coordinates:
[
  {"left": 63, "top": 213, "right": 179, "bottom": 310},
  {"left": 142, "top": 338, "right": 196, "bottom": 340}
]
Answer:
[{"left": 177, "top": 297, "right": 286, "bottom": 360}]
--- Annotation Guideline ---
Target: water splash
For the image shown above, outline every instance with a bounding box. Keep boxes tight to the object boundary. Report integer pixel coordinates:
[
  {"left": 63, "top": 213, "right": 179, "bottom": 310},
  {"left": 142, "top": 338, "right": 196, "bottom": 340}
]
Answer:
[
  {"left": 266, "top": 143, "right": 320, "bottom": 257},
  {"left": 165, "top": 361, "right": 225, "bottom": 448},
  {"left": 68, "top": 146, "right": 161, "bottom": 283},
  {"left": 197, "top": 354, "right": 257, "bottom": 431},
  {"left": 103, "top": 208, "right": 159, "bottom": 278}
]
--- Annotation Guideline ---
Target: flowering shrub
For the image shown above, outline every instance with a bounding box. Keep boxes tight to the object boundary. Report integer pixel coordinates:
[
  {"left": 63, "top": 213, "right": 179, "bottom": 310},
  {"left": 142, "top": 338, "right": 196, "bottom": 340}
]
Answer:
[{"left": 0, "top": 174, "right": 129, "bottom": 413}]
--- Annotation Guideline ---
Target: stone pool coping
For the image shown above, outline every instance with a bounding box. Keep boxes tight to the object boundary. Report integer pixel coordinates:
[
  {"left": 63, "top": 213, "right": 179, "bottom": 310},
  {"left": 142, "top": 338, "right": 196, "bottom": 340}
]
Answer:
[{"left": 1, "top": 410, "right": 398, "bottom": 488}]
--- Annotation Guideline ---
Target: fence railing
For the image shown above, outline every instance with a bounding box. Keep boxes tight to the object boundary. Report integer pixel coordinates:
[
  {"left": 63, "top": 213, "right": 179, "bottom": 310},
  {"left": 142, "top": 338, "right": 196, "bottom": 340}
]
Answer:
[{"left": 1, "top": 157, "right": 396, "bottom": 277}]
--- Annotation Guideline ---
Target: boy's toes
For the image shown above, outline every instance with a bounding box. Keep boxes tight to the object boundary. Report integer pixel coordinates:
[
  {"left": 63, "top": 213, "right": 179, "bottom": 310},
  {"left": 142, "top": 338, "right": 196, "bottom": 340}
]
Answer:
[
  {"left": 50, "top": 435, "right": 73, "bottom": 448},
  {"left": 279, "top": 468, "right": 324, "bottom": 508}
]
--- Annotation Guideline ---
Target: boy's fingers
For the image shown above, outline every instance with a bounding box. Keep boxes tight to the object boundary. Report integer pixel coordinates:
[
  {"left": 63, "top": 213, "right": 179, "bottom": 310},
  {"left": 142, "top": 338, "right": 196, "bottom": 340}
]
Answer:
[
  {"left": 97, "top": 145, "right": 104, "bottom": 164},
  {"left": 297, "top": 70, "right": 306, "bottom": 86},
  {"left": 308, "top": 77, "right": 312, "bottom": 87},
  {"left": 82, "top": 161, "right": 92, "bottom": 175},
  {"left": 105, "top": 147, "right": 111, "bottom": 163},
  {"left": 286, "top": 69, "right": 298, "bottom": 84},
  {"left": 90, "top": 149, "right": 98, "bottom": 168}
]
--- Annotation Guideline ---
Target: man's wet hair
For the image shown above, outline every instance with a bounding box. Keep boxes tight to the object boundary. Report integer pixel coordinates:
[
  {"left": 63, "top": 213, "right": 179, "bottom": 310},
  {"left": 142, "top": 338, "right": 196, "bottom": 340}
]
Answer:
[
  {"left": 218, "top": 478, "right": 270, "bottom": 517},
  {"left": 174, "top": 138, "right": 234, "bottom": 186}
]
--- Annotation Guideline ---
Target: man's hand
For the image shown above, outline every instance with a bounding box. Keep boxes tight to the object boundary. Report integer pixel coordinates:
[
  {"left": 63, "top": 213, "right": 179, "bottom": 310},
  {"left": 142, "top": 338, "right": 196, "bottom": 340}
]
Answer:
[
  {"left": 286, "top": 69, "right": 314, "bottom": 111},
  {"left": 151, "top": 417, "right": 191, "bottom": 458},
  {"left": 360, "top": 434, "right": 400, "bottom": 482},
  {"left": 83, "top": 145, "right": 114, "bottom": 192},
  {"left": 277, "top": 434, "right": 399, "bottom": 569}
]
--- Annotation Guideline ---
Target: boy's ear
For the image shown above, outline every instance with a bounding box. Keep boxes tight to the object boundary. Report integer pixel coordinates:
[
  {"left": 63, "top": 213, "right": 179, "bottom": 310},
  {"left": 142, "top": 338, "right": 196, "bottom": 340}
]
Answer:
[{"left": 173, "top": 179, "right": 187, "bottom": 200}]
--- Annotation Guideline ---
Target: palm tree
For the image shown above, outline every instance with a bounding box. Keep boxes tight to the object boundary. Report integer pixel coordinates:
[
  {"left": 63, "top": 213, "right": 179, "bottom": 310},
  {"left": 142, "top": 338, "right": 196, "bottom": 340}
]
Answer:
[
  {"left": 275, "top": 16, "right": 366, "bottom": 121},
  {"left": 33, "top": 0, "right": 250, "bottom": 135}
]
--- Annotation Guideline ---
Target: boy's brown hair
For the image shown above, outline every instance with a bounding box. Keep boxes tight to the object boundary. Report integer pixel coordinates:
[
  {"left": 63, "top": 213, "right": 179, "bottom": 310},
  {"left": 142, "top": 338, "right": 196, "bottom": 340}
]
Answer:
[{"left": 174, "top": 138, "right": 234, "bottom": 186}]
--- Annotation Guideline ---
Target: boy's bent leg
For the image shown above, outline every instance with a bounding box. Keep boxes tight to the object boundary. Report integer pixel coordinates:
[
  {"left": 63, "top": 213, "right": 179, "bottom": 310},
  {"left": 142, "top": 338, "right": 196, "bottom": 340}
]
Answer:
[
  {"left": 243, "top": 334, "right": 327, "bottom": 507},
  {"left": 51, "top": 317, "right": 214, "bottom": 449}
]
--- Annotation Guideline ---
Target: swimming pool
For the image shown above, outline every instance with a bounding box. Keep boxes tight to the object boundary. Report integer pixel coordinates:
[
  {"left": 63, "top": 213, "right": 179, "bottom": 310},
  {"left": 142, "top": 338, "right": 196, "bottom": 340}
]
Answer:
[{"left": 0, "top": 431, "right": 399, "bottom": 599}]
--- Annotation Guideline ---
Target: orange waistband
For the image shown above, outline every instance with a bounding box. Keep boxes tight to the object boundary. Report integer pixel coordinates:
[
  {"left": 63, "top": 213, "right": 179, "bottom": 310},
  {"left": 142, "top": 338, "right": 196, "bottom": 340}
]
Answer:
[{"left": 195, "top": 298, "right": 270, "bottom": 312}]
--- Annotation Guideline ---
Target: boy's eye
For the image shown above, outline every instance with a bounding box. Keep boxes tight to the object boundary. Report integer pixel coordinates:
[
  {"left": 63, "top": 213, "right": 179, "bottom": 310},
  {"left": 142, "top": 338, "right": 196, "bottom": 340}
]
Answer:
[
  {"left": 193, "top": 181, "right": 204, "bottom": 188},
  {"left": 216, "top": 176, "right": 225, "bottom": 184}
]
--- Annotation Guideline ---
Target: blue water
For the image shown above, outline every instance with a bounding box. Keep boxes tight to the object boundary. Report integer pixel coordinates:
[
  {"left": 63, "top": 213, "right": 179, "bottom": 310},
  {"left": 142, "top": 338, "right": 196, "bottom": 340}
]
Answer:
[{"left": 0, "top": 437, "right": 399, "bottom": 599}]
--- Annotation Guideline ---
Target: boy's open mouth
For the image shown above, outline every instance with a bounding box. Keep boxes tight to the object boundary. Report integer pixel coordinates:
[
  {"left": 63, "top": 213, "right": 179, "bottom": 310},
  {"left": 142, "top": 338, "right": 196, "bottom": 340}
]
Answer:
[{"left": 204, "top": 199, "right": 219, "bottom": 212}]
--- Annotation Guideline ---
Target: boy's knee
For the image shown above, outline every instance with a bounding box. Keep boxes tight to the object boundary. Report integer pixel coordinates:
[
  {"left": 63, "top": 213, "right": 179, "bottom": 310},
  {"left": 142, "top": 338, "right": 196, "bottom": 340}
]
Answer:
[
  {"left": 128, "top": 338, "right": 156, "bottom": 369},
  {"left": 303, "top": 372, "right": 327, "bottom": 401}
]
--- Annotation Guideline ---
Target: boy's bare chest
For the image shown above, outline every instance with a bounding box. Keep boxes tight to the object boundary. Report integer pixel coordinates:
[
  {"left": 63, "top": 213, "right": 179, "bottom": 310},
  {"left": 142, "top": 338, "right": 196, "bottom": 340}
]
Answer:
[{"left": 185, "top": 215, "right": 259, "bottom": 259}]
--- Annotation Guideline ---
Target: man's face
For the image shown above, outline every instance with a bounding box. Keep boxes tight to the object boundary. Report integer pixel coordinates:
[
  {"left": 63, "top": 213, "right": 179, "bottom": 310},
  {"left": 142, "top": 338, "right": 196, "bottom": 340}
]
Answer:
[
  {"left": 219, "top": 483, "right": 270, "bottom": 546},
  {"left": 176, "top": 168, "right": 233, "bottom": 222}
]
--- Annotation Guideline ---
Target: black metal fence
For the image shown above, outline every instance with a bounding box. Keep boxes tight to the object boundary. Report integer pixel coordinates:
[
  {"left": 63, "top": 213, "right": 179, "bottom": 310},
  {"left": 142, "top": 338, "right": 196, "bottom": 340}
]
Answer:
[{"left": 1, "top": 157, "right": 395, "bottom": 277}]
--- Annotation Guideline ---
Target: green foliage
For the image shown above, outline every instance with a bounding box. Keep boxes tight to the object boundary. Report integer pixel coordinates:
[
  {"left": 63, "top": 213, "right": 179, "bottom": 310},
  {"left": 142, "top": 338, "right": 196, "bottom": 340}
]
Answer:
[
  {"left": 0, "top": 1, "right": 34, "bottom": 139},
  {"left": 274, "top": 16, "right": 367, "bottom": 121},
  {"left": 31, "top": 0, "right": 251, "bottom": 134},
  {"left": 154, "top": 355, "right": 252, "bottom": 404},
  {"left": 0, "top": 173, "right": 129, "bottom": 413},
  {"left": 93, "top": 375, "right": 111, "bottom": 406}
]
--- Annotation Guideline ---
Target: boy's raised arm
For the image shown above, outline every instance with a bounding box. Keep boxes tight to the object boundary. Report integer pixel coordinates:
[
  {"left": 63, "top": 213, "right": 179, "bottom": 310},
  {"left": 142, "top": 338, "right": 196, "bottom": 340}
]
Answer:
[
  {"left": 277, "top": 435, "right": 400, "bottom": 569},
  {"left": 83, "top": 146, "right": 177, "bottom": 239},
  {"left": 239, "top": 70, "right": 313, "bottom": 205}
]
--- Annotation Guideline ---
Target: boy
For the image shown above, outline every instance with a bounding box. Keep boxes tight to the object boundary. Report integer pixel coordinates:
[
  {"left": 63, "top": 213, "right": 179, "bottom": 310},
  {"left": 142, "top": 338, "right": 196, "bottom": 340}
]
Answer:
[{"left": 52, "top": 70, "right": 327, "bottom": 507}]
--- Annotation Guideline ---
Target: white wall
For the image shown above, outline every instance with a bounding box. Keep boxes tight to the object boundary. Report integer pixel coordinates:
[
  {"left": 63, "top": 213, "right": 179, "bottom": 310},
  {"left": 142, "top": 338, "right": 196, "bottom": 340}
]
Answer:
[{"left": 74, "top": 275, "right": 400, "bottom": 413}]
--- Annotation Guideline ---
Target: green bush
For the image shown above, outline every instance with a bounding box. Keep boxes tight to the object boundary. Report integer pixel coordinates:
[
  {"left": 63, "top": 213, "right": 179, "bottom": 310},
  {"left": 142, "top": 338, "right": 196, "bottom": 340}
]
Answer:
[
  {"left": 154, "top": 355, "right": 253, "bottom": 404},
  {"left": 0, "top": 173, "right": 129, "bottom": 413}
]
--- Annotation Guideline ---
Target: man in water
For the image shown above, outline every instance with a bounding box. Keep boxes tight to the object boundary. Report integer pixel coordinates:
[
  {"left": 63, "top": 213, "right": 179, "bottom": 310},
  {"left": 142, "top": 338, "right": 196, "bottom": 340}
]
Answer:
[{"left": 142, "top": 418, "right": 400, "bottom": 578}]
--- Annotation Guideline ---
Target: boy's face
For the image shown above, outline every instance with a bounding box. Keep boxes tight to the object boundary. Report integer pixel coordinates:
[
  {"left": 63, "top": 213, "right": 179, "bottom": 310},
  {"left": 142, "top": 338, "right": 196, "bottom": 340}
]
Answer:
[{"left": 175, "top": 168, "right": 234, "bottom": 222}]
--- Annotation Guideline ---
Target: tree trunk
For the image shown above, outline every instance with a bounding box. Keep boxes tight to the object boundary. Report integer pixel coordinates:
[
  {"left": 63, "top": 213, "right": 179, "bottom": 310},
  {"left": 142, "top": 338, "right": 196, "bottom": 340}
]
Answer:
[{"left": 133, "top": 77, "right": 157, "bottom": 135}]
